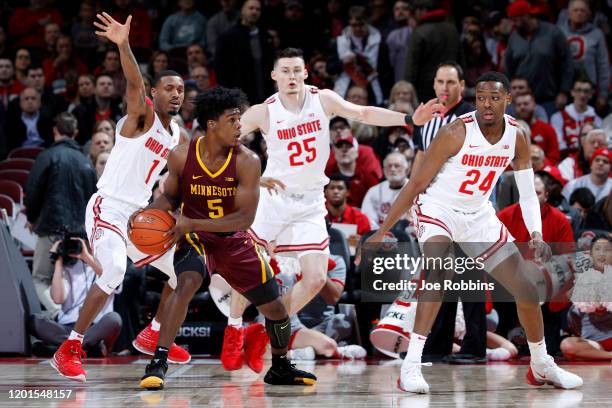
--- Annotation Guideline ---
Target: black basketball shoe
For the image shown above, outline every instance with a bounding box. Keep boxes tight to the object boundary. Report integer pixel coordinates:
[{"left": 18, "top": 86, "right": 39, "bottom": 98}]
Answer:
[
  {"left": 264, "top": 356, "right": 317, "bottom": 385},
  {"left": 140, "top": 358, "right": 168, "bottom": 390}
]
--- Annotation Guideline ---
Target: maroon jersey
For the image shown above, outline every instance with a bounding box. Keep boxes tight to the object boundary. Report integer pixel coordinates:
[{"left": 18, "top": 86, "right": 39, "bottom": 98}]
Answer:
[{"left": 180, "top": 136, "right": 238, "bottom": 222}]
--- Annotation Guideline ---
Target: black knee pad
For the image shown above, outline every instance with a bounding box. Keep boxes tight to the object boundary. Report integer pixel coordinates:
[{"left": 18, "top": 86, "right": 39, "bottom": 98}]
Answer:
[{"left": 265, "top": 316, "right": 291, "bottom": 349}]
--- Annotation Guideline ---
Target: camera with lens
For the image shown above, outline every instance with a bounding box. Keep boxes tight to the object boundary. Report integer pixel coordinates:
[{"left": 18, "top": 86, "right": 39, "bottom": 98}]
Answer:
[{"left": 49, "top": 226, "right": 84, "bottom": 267}]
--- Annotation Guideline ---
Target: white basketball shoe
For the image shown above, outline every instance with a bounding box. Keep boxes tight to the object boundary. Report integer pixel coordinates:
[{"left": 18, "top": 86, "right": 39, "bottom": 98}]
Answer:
[
  {"left": 527, "top": 355, "right": 583, "bottom": 389},
  {"left": 398, "top": 360, "right": 432, "bottom": 394}
]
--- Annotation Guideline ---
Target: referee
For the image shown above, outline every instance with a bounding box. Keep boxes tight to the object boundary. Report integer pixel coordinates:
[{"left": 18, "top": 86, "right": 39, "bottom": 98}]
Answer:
[{"left": 412, "top": 61, "right": 474, "bottom": 173}]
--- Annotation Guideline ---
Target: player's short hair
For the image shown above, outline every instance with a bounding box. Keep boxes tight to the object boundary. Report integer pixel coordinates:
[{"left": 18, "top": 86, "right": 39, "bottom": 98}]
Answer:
[
  {"left": 54, "top": 112, "right": 79, "bottom": 137},
  {"left": 194, "top": 87, "right": 248, "bottom": 131},
  {"left": 326, "top": 173, "right": 351, "bottom": 190},
  {"left": 153, "top": 70, "right": 182, "bottom": 86},
  {"left": 475, "top": 71, "right": 510, "bottom": 93},
  {"left": 436, "top": 60, "right": 464, "bottom": 81},
  {"left": 274, "top": 48, "right": 304, "bottom": 65}
]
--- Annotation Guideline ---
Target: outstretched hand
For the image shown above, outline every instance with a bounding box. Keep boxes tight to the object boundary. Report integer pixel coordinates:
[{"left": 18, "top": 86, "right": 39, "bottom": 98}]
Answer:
[
  {"left": 412, "top": 98, "right": 446, "bottom": 126},
  {"left": 94, "top": 12, "right": 131, "bottom": 45}
]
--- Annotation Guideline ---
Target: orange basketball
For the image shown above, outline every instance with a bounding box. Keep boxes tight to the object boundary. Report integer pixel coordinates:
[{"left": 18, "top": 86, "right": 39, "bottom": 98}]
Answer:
[{"left": 128, "top": 209, "right": 176, "bottom": 255}]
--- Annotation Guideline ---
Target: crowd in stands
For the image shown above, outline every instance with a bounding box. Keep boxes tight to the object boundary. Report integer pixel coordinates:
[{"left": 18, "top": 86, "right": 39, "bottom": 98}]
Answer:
[{"left": 0, "top": 0, "right": 610, "bottom": 361}]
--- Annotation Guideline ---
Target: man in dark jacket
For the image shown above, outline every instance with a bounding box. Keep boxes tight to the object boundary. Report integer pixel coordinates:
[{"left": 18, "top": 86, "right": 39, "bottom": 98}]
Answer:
[
  {"left": 404, "top": 0, "right": 462, "bottom": 101},
  {"left": 215, "top": 0, "right": 275, "bottom": 104},
  {"left": 6, "top": 87, "right": 54, "bottom": 152},
  {"left": 25, "top": 112, "right": 97, "bottom": 315}
]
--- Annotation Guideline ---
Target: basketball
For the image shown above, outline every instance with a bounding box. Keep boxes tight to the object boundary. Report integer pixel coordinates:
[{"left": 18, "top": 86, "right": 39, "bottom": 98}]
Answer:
[{"left": 128, "top": 209, "right": 176, "bottom": 255}]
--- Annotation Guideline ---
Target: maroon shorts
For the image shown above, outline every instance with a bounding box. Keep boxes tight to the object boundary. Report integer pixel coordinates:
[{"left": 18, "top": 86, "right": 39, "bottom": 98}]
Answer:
[{"left": 176, "top": 231, "right": 278, "bottom": 305}]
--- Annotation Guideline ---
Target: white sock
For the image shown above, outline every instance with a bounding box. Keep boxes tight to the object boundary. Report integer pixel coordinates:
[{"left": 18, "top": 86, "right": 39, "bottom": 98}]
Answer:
[
  {"left": 228, "top": 316, "right": 243, "bottom": 327},
  {"left": 405, "top": 333, "right": 427, "bottom": 362},
  {"left": 68, "top": 330, "right": 84, "bottom": 343},
  {"left": 151, "top": 318, "right": 161, "bottom": 332},
  {"left": 528, "top": 339, "right": 548, "bottom": 363}
]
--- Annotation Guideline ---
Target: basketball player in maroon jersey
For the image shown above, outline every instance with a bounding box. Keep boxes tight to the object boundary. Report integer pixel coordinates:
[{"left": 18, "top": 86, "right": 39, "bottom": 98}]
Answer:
[{"left": 138, "top": 87, "right": 316, "bottom": 390}]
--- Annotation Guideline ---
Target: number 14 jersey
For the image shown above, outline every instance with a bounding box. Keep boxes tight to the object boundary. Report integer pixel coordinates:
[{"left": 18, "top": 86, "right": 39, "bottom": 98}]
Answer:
[
  {"left": 262, "top": 86, "right": 330, "bottom": 192},
  {"left": 422, "top": 112, "right": 518, "bottom": 212}
]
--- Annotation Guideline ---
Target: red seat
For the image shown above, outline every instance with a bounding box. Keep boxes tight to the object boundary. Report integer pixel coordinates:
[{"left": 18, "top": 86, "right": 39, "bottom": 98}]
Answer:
[
  {"left": 8, "top": 146, "right": 44, "bottom": 160},
  {"left": 0, "top": 194, "right": 15, "bottom": 218},
  {"left": 0, "top": 158, "right": 35, "bottom": 172},
  {"left": 0, "top": 170, "right": 29, "bottom": 189},
  {"left": 0, "top": 180, "right": 23, "bottom": 205}
]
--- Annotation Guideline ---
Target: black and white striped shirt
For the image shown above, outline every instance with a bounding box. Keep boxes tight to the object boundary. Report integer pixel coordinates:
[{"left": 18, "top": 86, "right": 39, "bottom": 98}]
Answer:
[{"left": 413, "top": 99, "right": 474, "bottom": 151}]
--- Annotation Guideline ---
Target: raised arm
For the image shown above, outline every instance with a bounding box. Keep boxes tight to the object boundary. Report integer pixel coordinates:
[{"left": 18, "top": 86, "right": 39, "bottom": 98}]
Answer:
[
  {"left": 94, "top": 12, "right": 153, "bottom": 137},
  {"left": 319, "top": 88, "right": 444, "bottom": 127},
  {"left": 369, "top": 120, "right": 465, "bottom": 241}
]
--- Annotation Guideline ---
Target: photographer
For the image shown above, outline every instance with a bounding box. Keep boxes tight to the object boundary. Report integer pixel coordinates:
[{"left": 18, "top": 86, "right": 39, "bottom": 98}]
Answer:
[{"left": 30, "top": 236, "right": 122, "bottom": 356}]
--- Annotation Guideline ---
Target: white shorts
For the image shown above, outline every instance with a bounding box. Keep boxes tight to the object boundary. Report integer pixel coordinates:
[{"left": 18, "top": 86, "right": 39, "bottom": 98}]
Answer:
[
  {"left": 85, "top": 192, "right": 177, "bottom": 294},
  {"left": 412, "top": 194, "right": 518, "bottom": 270},
  {"left": 249, "top": 188, "right": 329, "bottom": 257}
]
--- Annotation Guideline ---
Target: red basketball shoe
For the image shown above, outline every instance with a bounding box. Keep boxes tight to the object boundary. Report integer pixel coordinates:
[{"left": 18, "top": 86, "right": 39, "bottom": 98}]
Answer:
[
  {"left": 51, "top": 340, "right": 87, "bottom": 382},
  {"left": 132, "top": 323, "right": 191, "bottom": 364},
  {"left": 244, "top": 323, "right": 269, "bottom": 373},
  {"left": 221, "top": 325, "right": 244, "bottom": 370}
]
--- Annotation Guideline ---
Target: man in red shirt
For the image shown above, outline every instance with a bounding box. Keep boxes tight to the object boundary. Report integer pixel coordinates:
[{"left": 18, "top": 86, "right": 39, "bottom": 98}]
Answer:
[
  {"left": 514, "top": 92, "right": 560, "bottom": 164},
  {"left": 324, "top": 176, "right": 371, "bottom": 245},
  {"left": 325, "top": 127, "right": 382, "bottom": 207},
  {"left": 497, "top": 174, "right": 574, "bottom": 244}
]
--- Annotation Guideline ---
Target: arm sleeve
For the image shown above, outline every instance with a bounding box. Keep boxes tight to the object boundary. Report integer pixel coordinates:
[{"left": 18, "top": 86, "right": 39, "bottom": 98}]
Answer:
[{"left": 514, "top": 168, "right": 542, "bottom": 236}]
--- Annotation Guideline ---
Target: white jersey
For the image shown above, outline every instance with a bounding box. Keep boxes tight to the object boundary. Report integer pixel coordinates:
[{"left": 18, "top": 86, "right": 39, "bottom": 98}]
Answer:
[
  {"left": 262, "top": 86, "right": 330, "bottom": 192},
  {"left": 422, "top": 111, "right": 518, "bottom": 212},
  {"left": 361, "top": 179, "right": 407, "bottom": 229},
  {"left": 97, "top": 113, "right": 180, "bottom": 207}
]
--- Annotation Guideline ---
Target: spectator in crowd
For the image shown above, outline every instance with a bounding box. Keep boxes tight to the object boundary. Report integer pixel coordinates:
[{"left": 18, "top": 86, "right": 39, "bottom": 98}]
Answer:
[
  {"left": 25, "top": 112, "right": 97, "bottom": 314},
  {"left": 386, "top": 0, "right": 413, "bottom": 82},
  {"left": 569, "top": 187, "right": 596, "bottom": 219},
  {"left": 560, "top": 235, "right": 612, "bottom": 361},
  {"left": 584, "top": 191, "right": 612, "bottom": 232},
  {"left": 0, "top": 58, "right": 25, "bottom": 108},
  {"left": 185, "top": 44, "right": 208, "bottom": 76},
  {"left": 388, "top": 80, "right": 419, "bottom": 112},
  {"left": 507, "top": 75, "right": 548, "bottom": 122},
  {"left": 68, "top": 74, "right": 95, "bottom": 113},
  {"left": 8, "top": 0, "right": 63, "bottom": 50},
  {"left": 92, "top": 119, "right": 116, "bottom": 139},
  {"left": 462, "top": 31, "right": 494, "bottom": 101},
  {"left": 331, "top": 5, "right": 391, "bottom": 106},
  {"left": 321, "top": 0, "right": 346, "bottom": 39},
  {"left": 14, "top": 49, "right": 31, "bottom": 85},
  {"left": 498, "top": 174, "right": 575, "bottom": 243},
  {"left": 147, "top": 51, "right": 169, "bottom": 81},
  {"left": 29, "top": 236, "right": 122, "bottom": 356},
  {"left": 345, "top": 85, "right": 379, "bottom": 144},
  {"left": 12, "top": 65, "right": 67, "bottom": 118},
  {"left": 324, "top": 176, "right": 372, "bottom": 246},
  {"left": 71, "top": 1, "right": 98, "bottom": 65},
  {"left": 361, "top": 152, "right": 409, "bottom": 229},
  {"left": 72, "top": 73, "right": 122, "bottom": 145},
  {"left": 513, "top": 92, "right": 561, "bottom": 164},
  {"left": 94, "top": 149, "right": 111, "bottom": 179},
  {"left": 42, "top": 35, "right": 88, "bottom": 99},
  {"left": 6, "top": 87, "right": 54, "bottom": 152},
  {"left": 412, "top": 62, "right": 473, "bottom": 173},
  {"left": 404, "top": 0, "right": 461, "bottom": 101},
  {"left": 42, "top": 23, "right": 61, "bottom": 60},
  {"left": 308, "top": 54, "right": 335, "bottom": 90},
  {"left": 179, "top": 86, "right": 198, "bottom": 131},
  {"left": 484, "top": 10, "right": 512, "bottom": 72},
  {"left": 159, "top": 0, "right": 208, "bottom": 52},
  {"left": 530, "top": 144, "right": 547, "bottom": 172},
  {"left": 0, "top": 27, "right": 7, "bottom": 60},
  {"left": 94, "top": 50, "right": 125, "bottom": 98},
  {"left": 504, "top": 0, "right": 573, "bottom": 116},
  {"left": 207, "top": 0, "right": 239, "bottom": 57},
  {"left": 88, "top": 131, "right": 114, "bottom": 162},
  {"left": 551, "top": 78, "right": 602, "bottom": 156},
  {"left": 111, "top": 0, "right": 152, "bottom": 51},
  {"left": 215, "top": 0, "right": 274, "bottom": 104},
  {"left": 278, "top": 1, "right": 322, "bottom": 60},
  {"left": 562, "top": 148, "right": 612, "bottom": 202},
  {"left": 559, "top": 127, "right": 607, "bottom": 181},
  {"left": 189, "top": 66, "right": 210, "bottom": 92},
  {"left": 326, "top": 128, "right": 382, "bottom": 207},
  {"left": 558, "top": 0, "right": 610, "bottom": 113},
  {"left": 537, "top": 165, "right": 584, "bottom": 235}
]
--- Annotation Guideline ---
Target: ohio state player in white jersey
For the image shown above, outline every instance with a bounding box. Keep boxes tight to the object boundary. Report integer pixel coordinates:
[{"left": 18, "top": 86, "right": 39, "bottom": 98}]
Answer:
[
  {"left": 51, "top": 13, "right": 189, "bottom": 383},
  {"left": 218, "top": 47, "right": 443, "bottom": 373},
  {"left": 369, "top": 72, "right": 582, "bottom": 394}
]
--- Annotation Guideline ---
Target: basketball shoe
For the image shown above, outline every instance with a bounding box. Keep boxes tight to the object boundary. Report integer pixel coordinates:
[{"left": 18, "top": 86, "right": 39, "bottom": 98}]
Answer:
[
  {"left": 526, "top": 355, "right": 583, "bottom": 389},
  {"left": 263, "top": 356, "right": 317, "bottom": 385},
  {"left": 244, "top": 323, "right": 269, "bottom": 373},
  {"left": 140, "top": 358, "right": 168, "bottom": 390},
  {"left": 398, "top": 360, "right": 432, "bottom": 394},
  {"left": 132, "top": 323, "right": 191, "bottom": 364},
  {"left": 51, "top": 340, "right": 87, "bottom": 382},
  {"left": 221, "top": 325, "right": 244, "bottom": 370}
]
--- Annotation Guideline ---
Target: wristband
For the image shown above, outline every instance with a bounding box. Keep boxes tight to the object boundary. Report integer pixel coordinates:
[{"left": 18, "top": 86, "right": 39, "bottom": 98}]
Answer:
[{"left": 404, "top": 115, "right": 413, "bottom": 126}]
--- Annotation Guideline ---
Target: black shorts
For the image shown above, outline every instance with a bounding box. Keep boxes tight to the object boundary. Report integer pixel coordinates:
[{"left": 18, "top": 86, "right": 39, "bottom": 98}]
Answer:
[{"left": 175, "top": 232, "right": 279, "bottom": 306}]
